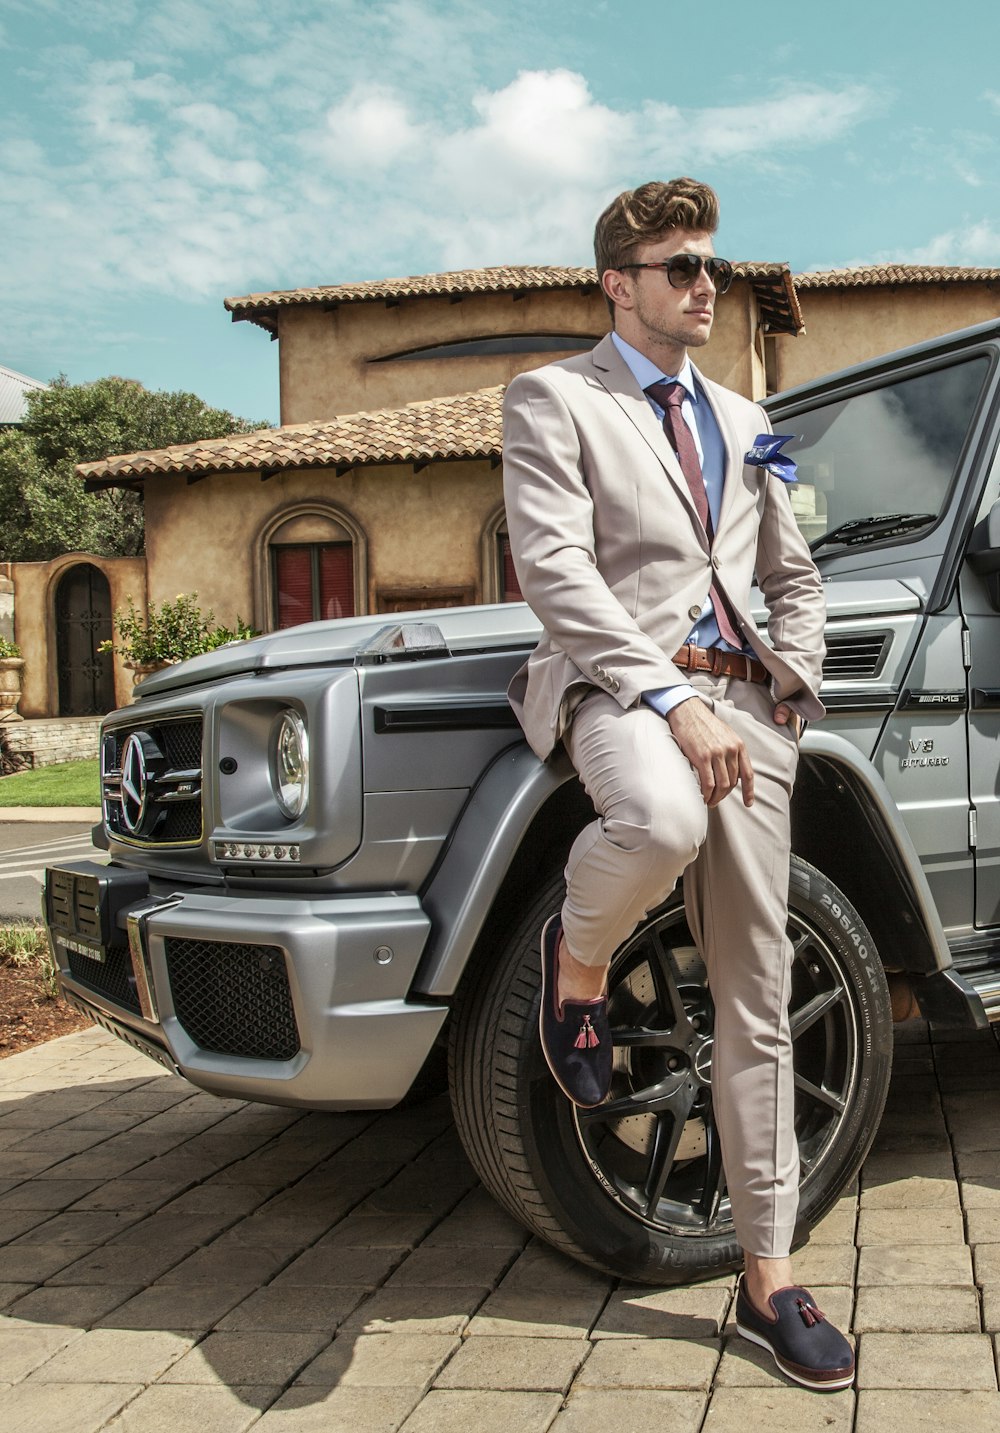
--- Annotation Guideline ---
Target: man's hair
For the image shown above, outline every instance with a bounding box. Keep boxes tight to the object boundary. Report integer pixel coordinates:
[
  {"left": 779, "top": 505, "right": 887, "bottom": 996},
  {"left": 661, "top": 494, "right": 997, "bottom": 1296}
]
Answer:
[{"left": 594, "top": 178, "right": 720, "bottom": 314}]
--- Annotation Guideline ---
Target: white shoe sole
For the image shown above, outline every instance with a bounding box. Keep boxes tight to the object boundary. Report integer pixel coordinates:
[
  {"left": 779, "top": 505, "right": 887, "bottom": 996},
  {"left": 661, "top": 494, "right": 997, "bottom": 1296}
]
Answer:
[{"left": 736, "top": 1320, "right": 855, "bottom": 1392}]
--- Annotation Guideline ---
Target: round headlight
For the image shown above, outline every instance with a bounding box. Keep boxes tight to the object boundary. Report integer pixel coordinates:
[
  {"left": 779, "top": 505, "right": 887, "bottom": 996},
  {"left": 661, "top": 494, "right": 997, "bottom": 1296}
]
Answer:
[{"left": 273, "top": 710, "right": 309, "bottom": 820}]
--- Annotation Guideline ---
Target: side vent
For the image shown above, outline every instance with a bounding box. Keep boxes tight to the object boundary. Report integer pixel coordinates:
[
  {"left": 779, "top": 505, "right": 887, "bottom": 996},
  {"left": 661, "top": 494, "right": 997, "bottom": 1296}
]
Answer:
[{"left": 822, "top": 632, "right": 890, "bottom": 681}]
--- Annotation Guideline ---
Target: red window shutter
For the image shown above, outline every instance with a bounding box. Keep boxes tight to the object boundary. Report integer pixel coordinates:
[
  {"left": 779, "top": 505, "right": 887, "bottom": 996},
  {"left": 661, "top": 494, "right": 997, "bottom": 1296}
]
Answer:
[
  {"left": 501, "top": 536, "right": 523, "bottom": 602},
  {"left": 318, "top": 544, "right": 355, "bottom": 619},
  {"left": 275, "top": 547, "right": 314, "bottom": 630}
]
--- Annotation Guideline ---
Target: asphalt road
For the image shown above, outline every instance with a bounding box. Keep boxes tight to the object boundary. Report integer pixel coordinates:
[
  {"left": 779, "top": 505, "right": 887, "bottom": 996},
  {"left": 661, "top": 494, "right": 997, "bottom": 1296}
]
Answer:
[{"left": 0, "top": 821, "right": 102, "bottom": 922}]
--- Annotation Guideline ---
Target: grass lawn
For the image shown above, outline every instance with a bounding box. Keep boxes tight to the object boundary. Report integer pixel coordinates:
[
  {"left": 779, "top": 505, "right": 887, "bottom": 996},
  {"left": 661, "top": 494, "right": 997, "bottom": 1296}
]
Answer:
[{"left": 0, "top": 758, "right": 100, "bottom": 808}]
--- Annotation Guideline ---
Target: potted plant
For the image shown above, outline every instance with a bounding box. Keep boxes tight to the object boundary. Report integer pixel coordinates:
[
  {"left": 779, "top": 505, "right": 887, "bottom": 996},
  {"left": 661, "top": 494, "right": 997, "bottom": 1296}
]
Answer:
[
  {"left": 0, "top": 636, "right": 24, "bottom": 721},
  {"left": 99, "top": 595, "right": 257, "bottom": 687}
]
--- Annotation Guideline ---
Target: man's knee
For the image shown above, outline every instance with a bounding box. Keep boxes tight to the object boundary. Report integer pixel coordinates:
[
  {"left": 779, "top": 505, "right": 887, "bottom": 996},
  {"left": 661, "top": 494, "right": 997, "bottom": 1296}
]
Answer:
[{"left": 606, "top": 792, "right": 707, "bottom": 870}]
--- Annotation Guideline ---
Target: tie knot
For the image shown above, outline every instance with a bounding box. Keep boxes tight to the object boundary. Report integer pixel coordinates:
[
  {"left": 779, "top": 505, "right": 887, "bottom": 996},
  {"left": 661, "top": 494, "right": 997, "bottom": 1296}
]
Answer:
[{"left": 646, "top": 380, "right": 686, "bottom": 411}]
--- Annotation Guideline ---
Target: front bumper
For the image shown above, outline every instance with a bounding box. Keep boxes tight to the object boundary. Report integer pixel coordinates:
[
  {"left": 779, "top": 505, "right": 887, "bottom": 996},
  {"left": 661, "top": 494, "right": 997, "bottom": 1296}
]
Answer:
[{"left": 43, "top": 860, "right": 448, "bottom": 1110}]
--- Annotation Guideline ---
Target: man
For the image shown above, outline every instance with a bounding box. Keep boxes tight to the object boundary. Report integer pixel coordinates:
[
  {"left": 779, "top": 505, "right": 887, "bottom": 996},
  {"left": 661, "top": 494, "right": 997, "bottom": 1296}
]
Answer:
[{"left": 502, "top": 178, "right": 853, "bottom": 1391}]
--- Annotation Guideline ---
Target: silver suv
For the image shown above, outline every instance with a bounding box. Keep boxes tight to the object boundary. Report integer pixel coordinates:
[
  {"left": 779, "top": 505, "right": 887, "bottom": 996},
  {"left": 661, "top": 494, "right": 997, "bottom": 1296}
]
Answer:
[{"left": 44, "top": 320, "right": 1000, "bottom": 1284}]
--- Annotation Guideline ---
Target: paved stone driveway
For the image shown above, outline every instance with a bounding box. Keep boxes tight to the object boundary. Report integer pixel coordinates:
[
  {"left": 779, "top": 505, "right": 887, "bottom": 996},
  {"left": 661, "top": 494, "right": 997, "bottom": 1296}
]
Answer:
[{"left": 2, "top": 1019, "right": 1000, "bottom": 1432}]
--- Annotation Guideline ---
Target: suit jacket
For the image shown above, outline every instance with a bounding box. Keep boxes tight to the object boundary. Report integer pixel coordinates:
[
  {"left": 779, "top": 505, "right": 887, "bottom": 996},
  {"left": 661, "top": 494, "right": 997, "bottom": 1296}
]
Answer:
[{"left": 502, "top": 333, "right": 826, "bottom": 760}]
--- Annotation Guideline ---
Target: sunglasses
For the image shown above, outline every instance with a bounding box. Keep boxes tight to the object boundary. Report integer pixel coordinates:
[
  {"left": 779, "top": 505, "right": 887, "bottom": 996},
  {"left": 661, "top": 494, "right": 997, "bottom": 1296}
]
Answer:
[{"left": 618, "top": 254, "right": 734, "bottom": 295}]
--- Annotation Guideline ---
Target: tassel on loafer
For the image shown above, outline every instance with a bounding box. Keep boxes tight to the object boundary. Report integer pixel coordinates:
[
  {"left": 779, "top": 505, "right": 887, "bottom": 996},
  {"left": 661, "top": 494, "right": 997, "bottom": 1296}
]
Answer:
[
  {"left": 735, "top": 1275, "right": 855, "bottom": 1391},
  {"left": 538, "top": 915, "right": 612, "bottom": 1108}
]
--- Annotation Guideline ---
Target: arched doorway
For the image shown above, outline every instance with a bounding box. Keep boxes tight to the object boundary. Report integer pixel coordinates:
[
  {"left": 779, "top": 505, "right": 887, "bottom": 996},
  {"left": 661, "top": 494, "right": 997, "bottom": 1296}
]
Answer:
[{"left": 55, "top": 563, "right": 115, "bottom": 715}]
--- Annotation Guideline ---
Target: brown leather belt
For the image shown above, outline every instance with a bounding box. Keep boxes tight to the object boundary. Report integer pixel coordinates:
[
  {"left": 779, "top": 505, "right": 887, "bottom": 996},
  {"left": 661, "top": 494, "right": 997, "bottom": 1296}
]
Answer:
[{"left": 673, "top": 644, "right": 768, "bottom": 684}]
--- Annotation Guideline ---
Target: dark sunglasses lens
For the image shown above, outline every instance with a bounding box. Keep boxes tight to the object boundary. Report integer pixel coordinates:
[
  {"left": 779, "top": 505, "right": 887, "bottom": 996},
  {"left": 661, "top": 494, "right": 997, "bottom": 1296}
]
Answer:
[
  {"left": 666, "top": 254, "right": 702, "bottom": 288},
  {"left": 708, "top": 258, "right": 733, "bottom": 293}
]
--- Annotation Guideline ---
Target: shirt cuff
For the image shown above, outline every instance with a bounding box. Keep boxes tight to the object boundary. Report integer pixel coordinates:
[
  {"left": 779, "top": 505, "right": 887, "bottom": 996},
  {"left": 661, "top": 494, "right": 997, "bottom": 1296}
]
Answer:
[{"left": 643, "top": 684, "right": 698, "bottom": 717}]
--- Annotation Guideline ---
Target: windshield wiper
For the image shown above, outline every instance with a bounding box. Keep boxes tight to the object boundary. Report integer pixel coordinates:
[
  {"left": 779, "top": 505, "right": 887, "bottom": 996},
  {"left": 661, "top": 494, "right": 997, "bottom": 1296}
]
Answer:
[{"left": 809, "top": 512, "right": 935, "bottom": 555}]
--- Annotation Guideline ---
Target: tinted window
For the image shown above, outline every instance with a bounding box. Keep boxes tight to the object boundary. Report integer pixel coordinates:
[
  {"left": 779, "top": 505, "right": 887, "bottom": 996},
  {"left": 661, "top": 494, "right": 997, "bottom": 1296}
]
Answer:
[{"left": 783, "top": 358, "right": 988, "bottom": 547}]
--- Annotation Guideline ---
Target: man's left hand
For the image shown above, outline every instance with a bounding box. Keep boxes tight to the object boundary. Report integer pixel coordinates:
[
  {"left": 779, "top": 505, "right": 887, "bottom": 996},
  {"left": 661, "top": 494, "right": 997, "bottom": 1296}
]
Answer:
[{"left": 773, "top": 704, "right": 802, "bottom": 739}]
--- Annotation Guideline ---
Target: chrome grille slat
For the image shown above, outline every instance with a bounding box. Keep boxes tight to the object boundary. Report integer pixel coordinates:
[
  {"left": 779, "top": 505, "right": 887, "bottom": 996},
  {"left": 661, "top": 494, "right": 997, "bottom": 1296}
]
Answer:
[
  {"left": 103, "top": 716, "right": 203, "bottom": 847},
  {"left": 822, "top": 633, "right": 891, "bottom": 681}
]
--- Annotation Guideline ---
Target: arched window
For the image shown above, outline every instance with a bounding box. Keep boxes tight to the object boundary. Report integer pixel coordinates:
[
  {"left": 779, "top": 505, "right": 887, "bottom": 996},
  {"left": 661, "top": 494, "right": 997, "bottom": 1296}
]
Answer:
[
  {"left": 482, "top": 507, "right": 523, "bottom": 604},
  {"left": 257, "top": 506, "right": 367, "bottom": 631}
]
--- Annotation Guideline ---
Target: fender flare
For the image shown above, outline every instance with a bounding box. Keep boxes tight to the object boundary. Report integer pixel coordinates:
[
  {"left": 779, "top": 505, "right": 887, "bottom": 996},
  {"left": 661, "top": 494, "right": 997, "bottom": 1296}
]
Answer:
[{"left": 414, "top": 743, "right": 578, "bottom": 997}]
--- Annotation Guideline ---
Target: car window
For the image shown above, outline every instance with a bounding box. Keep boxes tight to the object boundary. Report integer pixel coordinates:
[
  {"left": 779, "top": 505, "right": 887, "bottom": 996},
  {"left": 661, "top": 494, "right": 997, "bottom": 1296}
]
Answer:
[{"left": 781, "top": 357, "right": 989, "bottom": 547}]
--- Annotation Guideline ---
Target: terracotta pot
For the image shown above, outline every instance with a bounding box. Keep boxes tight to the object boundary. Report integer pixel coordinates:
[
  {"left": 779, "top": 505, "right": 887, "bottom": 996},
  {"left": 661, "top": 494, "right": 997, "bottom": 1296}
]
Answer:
[
  {"left": 124, "top": 659, "right": 174, "bottom": 701},
  {"left": 0, "top": 656, "right": 24, "bottom": 721}
]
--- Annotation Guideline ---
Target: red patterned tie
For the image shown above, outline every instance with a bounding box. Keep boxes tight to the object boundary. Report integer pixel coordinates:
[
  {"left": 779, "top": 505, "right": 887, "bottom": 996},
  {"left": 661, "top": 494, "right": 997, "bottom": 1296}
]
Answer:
[{"left": 646, "top": 380, "right": 743, "bottom": 649}]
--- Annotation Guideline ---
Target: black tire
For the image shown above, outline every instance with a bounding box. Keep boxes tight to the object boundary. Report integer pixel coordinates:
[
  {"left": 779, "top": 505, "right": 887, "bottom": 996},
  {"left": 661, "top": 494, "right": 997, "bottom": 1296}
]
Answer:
[{"left": 448, "top": 854, "right": 892, "bottom": 1284}]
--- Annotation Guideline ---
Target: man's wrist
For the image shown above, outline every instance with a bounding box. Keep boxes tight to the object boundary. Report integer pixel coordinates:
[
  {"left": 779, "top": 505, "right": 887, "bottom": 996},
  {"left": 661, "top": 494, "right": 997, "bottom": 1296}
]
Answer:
[{"left": 643, "top": 684, "right": 697, "bottom": 718}]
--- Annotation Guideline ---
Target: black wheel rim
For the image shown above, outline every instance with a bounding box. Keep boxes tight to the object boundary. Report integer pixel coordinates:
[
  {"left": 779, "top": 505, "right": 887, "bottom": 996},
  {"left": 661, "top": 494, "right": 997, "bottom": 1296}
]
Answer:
[{"left": 571, "top": 901, "right": 860, "bottom": 1238}]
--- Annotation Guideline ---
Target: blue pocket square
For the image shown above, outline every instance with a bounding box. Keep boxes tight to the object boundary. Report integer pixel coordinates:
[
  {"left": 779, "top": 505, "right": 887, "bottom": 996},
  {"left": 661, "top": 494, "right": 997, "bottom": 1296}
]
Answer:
[{"left": 745, "top": 433, "right": 797, "bottom": 484}]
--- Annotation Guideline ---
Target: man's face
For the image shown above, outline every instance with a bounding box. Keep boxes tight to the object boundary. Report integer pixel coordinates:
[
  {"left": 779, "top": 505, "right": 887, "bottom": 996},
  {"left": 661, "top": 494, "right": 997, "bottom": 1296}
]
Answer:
[{"left": 616, "top": 228, "right": 719, "bottom": 357}]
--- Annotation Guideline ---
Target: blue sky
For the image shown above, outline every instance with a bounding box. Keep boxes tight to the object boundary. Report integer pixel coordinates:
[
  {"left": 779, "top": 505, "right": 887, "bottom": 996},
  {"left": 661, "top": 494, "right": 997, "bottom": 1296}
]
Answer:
[{"left": 3, "top": 0, "right": 998, "bottom": 425}]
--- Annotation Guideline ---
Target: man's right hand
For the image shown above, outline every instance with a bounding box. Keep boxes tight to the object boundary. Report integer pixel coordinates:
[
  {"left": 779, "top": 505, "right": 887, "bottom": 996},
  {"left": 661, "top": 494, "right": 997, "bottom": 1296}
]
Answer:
[{"left": 666, "top": 697, "right": 754, "bottom": 808}]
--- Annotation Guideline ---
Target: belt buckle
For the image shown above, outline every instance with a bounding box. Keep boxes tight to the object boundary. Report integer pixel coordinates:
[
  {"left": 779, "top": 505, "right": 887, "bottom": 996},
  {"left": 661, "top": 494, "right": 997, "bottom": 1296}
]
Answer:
[{"left": 743, "top": 653, "right": 753, "bottom": 681}]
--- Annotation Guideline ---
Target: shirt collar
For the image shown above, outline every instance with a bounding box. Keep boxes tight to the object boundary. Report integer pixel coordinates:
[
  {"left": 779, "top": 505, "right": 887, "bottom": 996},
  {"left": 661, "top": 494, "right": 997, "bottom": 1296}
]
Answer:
[{"left": 611, "top": 331, "right": 699, "bottom": 404}]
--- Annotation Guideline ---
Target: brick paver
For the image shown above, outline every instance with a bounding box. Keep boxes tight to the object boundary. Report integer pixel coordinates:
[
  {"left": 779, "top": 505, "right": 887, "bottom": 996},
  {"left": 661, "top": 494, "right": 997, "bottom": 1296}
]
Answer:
[{"left": 2, "top": 1018, "right": 1000, "bottom": 1429}]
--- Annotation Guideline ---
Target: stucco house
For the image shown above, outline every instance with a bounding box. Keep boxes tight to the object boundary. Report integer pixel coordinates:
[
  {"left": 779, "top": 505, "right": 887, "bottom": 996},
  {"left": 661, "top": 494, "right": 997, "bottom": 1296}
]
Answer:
[{"left": 8, "top": 260, "right": 999, "bottom": 721}]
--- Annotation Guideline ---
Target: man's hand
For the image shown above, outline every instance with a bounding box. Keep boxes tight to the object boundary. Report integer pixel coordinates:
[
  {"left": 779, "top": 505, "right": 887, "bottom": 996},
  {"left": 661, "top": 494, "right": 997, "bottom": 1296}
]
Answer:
[
  {"left": 666, "top": 698, "right": 754, "bottom": 808},
  {"left": 773, "top": 703, "right": 802, "bottom": 740}
]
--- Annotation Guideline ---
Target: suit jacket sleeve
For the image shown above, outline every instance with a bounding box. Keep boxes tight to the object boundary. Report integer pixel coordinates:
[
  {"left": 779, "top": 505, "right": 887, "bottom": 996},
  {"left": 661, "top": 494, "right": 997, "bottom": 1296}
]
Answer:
[{"left": 503, "top": 370, "right": 686, "bottom": 709}]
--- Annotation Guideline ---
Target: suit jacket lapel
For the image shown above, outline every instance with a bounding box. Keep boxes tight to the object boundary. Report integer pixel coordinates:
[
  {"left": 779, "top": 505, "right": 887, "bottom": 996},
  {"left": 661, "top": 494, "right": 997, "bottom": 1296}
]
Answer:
[
  {"left": 589, "top": 335, "right": 705, "bottom": 535},
  {"left": 694, "top": 366, "right": 744, "bottom": 532}
]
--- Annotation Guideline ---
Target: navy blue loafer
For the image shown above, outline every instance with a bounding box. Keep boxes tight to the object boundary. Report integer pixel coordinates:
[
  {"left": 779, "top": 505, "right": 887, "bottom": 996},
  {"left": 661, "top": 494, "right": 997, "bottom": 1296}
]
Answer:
[
  {"left": 538, "top": 915, "right": 612, "bottom": 1108},
  {"left": 735, "top": 1275, "right": 854, "bottom": 1391}
]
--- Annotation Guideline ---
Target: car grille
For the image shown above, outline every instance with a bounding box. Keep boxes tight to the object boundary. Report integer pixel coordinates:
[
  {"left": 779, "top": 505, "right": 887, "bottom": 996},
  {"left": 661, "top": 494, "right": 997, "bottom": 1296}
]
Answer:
[
  {"left": 103, "top": 716, "right": 203, "bottom": 846},
  {"left": 822, "top": 632, "right": 891, "bottom": 681},
  {"left": 66, "top": 943, "right": 142, "bottom": 1016},
  {"left": 164, "top": 938, "right": 301, "bottom": 1061}
]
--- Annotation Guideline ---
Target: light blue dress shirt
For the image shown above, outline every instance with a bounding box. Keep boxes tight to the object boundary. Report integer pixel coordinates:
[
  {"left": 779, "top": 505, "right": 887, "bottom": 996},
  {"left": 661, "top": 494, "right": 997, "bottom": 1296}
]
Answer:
[{"left": 609, "top": 332, "right": 744, "bottom": 719}]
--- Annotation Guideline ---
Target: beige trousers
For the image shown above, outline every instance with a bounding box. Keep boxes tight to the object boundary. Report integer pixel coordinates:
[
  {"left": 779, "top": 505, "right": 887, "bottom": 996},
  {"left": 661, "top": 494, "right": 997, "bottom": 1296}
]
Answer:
[{"left": 562, "top": 674, "right": 800, "bottom": 1258}]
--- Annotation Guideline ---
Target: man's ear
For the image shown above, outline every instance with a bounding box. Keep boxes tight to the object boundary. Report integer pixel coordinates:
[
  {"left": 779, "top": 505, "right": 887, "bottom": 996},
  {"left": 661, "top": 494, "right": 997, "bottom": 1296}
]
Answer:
[{"left": 601, "top": 267, "right": 633, "bottom": 312}]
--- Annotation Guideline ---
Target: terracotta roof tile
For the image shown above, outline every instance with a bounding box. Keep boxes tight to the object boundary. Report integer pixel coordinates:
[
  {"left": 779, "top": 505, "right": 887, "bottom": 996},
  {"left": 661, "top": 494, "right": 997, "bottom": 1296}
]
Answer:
[
  {"left": 225, "top": 263, "right": 803, "bottom": 336},
  {"left": 78, "top": 386, "right": 505, "bottom": 486},
  {"left": 796, "top": 264, "right": 1000, "bottom": 288}
]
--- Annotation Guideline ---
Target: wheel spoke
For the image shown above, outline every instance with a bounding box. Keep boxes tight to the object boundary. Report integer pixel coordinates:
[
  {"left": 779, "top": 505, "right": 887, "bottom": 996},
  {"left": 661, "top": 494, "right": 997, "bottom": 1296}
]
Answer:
[
  {"left": 794, "top": 1071, "right": 847, "bottom": 1113},
  {"left": 694, "top": 1112, "right": 727, "bottom": 1224},
  {"left": 643, "top": 1092, "right": 696, "bottom": 1217},
  {"left": 644, "top": 928, "right": 692, "bottom": 1030},
  {"left": 790, "top": 986, "right": 846, "bottom": 1040},
  {"left": 578, "top": 1085, "right": 666, "bottom": 1125}
]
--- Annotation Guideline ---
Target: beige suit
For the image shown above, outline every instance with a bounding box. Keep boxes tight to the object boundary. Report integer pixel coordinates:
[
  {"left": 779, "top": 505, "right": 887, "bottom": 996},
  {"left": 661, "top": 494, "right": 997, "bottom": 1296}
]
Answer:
[{"left": 502, "top": 333, "right": 827, "bottom": 1258}]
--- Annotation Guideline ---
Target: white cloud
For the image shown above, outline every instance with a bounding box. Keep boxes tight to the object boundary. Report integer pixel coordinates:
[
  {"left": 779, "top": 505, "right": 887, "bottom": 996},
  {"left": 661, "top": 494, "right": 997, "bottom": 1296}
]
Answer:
[
  {"left": 317, "top": 85, "right": 426, "bottom": 171},
  {"left": 3, "top": 16, "right": 882, "bottom": 317},
  {"left": 888, "top": 221, "right": 1000, "bottom": 266},
  {"left": 672, "top": 85, "right": 877, "bottom": 161}
]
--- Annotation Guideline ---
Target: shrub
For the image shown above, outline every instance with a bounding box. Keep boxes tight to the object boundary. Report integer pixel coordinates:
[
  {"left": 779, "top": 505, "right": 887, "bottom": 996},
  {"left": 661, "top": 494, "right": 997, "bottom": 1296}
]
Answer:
[
  {"left": 0, "top": 636, "right": 22, "bottom": 660},
  {"left": 99, "top": 594, "right": 257, "bottom": 665}
]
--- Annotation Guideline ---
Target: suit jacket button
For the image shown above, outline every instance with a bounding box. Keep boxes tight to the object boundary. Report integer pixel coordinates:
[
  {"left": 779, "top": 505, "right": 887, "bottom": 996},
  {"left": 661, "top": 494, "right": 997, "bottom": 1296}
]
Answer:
[
  {"left": 611, "top": 679, "right": 620, "bottom": 693},
  {"left": 712, "top": 555, "right": 721, "bottom": 570},
  {"left": 592, "top": 664, "right": 602, "bottom": 676},
  {"left": 688, "top": 604, "right": 701, "bottom": 621}
]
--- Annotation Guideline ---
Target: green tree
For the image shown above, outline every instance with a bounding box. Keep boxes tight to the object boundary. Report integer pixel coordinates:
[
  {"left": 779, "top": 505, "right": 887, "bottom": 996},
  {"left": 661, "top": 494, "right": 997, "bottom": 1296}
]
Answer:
[{"left": 0, "top": 376, "right": 267, "bottom": 562}]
